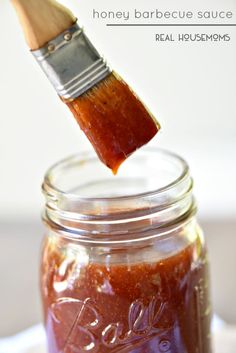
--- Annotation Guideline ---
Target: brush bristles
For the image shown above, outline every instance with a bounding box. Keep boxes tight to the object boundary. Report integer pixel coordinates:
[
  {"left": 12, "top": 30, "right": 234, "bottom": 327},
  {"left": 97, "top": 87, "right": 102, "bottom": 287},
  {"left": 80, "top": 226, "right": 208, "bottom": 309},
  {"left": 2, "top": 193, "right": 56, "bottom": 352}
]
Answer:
[{"left": 66, "top": 73, "right": 160, "bottom": 173}]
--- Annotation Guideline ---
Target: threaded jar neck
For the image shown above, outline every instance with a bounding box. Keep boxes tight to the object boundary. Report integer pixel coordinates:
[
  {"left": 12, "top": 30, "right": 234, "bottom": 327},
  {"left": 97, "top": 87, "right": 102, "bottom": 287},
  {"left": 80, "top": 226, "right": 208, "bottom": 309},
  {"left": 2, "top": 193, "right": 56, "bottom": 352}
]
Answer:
[{"left": 42, "top": 148, "right": 196, "bottom": 243}]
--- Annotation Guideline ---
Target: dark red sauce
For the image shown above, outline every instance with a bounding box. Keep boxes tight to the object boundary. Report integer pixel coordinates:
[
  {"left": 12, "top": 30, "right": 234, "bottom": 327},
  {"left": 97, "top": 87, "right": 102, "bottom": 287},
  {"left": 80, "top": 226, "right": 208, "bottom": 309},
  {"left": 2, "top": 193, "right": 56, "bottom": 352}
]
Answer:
[
  {"left": 65, "top": 74, "right": 160, "bottom": 174},
  {"left": 41, "top": 237, "right": 211, "bottom": 353}
]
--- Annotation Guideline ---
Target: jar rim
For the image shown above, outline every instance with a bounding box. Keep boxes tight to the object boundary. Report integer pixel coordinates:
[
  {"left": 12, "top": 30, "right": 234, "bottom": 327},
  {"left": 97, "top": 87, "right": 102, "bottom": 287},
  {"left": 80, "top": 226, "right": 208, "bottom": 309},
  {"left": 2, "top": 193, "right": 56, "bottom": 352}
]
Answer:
[
  {"left": 42, "top": 148, "right": 195, "bottom": 241},
  {"left": 43, "top": 147, "right": 189, "bottom": 202}
]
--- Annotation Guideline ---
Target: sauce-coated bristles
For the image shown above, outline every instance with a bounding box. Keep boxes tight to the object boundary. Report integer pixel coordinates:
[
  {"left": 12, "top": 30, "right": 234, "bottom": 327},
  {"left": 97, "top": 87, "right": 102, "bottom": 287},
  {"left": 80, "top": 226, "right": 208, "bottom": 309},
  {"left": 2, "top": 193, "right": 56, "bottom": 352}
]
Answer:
[{"left": 66, "top": 73, "right": 160, "bottom": 173}]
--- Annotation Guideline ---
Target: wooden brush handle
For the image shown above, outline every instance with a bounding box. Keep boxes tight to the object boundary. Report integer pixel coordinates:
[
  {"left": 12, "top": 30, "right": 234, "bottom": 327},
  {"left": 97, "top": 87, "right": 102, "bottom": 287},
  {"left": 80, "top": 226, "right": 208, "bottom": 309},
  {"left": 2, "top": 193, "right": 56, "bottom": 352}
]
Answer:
[{"left": 11, "top": 0, "right": 76, "bottom": 50}]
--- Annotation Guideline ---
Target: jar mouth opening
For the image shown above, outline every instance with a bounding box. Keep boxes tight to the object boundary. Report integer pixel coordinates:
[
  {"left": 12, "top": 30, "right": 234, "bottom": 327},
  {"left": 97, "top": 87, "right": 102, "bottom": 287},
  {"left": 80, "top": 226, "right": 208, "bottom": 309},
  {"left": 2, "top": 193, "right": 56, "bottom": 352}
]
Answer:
[
  {"left": 42, "top": 148, "right": 194, "bottom": 237},
  {"left": 43, "top": 147, "right": 189, "bottom": 203}
]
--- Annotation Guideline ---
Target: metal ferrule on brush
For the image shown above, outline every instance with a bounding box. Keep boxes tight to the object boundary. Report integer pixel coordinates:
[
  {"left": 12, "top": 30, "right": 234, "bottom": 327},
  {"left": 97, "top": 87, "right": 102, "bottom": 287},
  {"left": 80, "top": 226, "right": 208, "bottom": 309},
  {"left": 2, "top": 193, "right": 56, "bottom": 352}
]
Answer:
[{"left": 32, "top": 22, "right": 111, "bottom": 100}]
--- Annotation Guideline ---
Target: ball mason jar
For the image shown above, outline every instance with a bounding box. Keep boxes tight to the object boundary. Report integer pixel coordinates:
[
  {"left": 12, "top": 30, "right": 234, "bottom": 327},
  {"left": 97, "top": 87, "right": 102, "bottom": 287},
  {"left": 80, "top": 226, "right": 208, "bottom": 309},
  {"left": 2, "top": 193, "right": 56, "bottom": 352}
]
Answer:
[{"left": 41, "top": 148, "right": 212, "bottom": 353}]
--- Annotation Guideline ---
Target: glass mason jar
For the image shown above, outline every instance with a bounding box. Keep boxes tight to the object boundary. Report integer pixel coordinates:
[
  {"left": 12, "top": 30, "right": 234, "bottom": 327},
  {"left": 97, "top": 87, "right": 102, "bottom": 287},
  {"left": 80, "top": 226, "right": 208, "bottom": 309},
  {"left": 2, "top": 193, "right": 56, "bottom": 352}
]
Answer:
[{"left": 41, "top": 148, "right": 212, "bottom": 353}]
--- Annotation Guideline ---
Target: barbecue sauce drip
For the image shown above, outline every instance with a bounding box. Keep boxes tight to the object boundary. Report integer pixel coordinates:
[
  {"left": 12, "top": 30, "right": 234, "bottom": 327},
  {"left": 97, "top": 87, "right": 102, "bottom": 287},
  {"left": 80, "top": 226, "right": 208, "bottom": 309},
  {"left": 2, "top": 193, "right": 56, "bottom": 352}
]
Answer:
[{"left": 65, "top": 74, "right": 160, "bottom": 174}]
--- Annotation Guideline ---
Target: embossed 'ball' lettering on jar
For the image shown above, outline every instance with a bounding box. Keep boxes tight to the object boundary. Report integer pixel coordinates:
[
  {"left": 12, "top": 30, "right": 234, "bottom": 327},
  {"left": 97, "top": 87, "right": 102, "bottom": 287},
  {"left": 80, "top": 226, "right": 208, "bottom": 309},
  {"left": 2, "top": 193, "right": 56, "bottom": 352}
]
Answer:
[{"left": 41, "top": 148, "right": 212, "bottom": 353}]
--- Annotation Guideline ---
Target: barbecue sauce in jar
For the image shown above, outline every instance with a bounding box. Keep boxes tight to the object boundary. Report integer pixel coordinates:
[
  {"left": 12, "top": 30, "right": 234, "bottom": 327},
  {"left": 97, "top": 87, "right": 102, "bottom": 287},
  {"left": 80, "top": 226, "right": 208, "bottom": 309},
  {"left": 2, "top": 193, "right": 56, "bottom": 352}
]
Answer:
[{"left": 41, "top": 149, "right": 212, "bottom": 353}]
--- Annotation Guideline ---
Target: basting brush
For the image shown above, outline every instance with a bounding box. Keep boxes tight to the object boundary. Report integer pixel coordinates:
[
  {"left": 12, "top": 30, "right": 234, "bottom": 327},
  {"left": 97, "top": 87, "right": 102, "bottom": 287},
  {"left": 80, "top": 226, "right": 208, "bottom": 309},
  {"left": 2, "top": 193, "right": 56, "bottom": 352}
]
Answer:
[{"left": 11, "top": 0, "right": 160, "bottom": 174}]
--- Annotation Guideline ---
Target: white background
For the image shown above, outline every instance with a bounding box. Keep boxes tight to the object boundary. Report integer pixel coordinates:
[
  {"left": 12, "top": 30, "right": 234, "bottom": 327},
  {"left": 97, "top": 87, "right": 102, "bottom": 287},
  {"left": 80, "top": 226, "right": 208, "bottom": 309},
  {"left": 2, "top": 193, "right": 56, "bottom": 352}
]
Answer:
[
  {"left": 0, "top": 0, "right": 236, "bottom": 338},
  {"left": 0, "top": 0, "right": 236, "bottom": 220}
]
